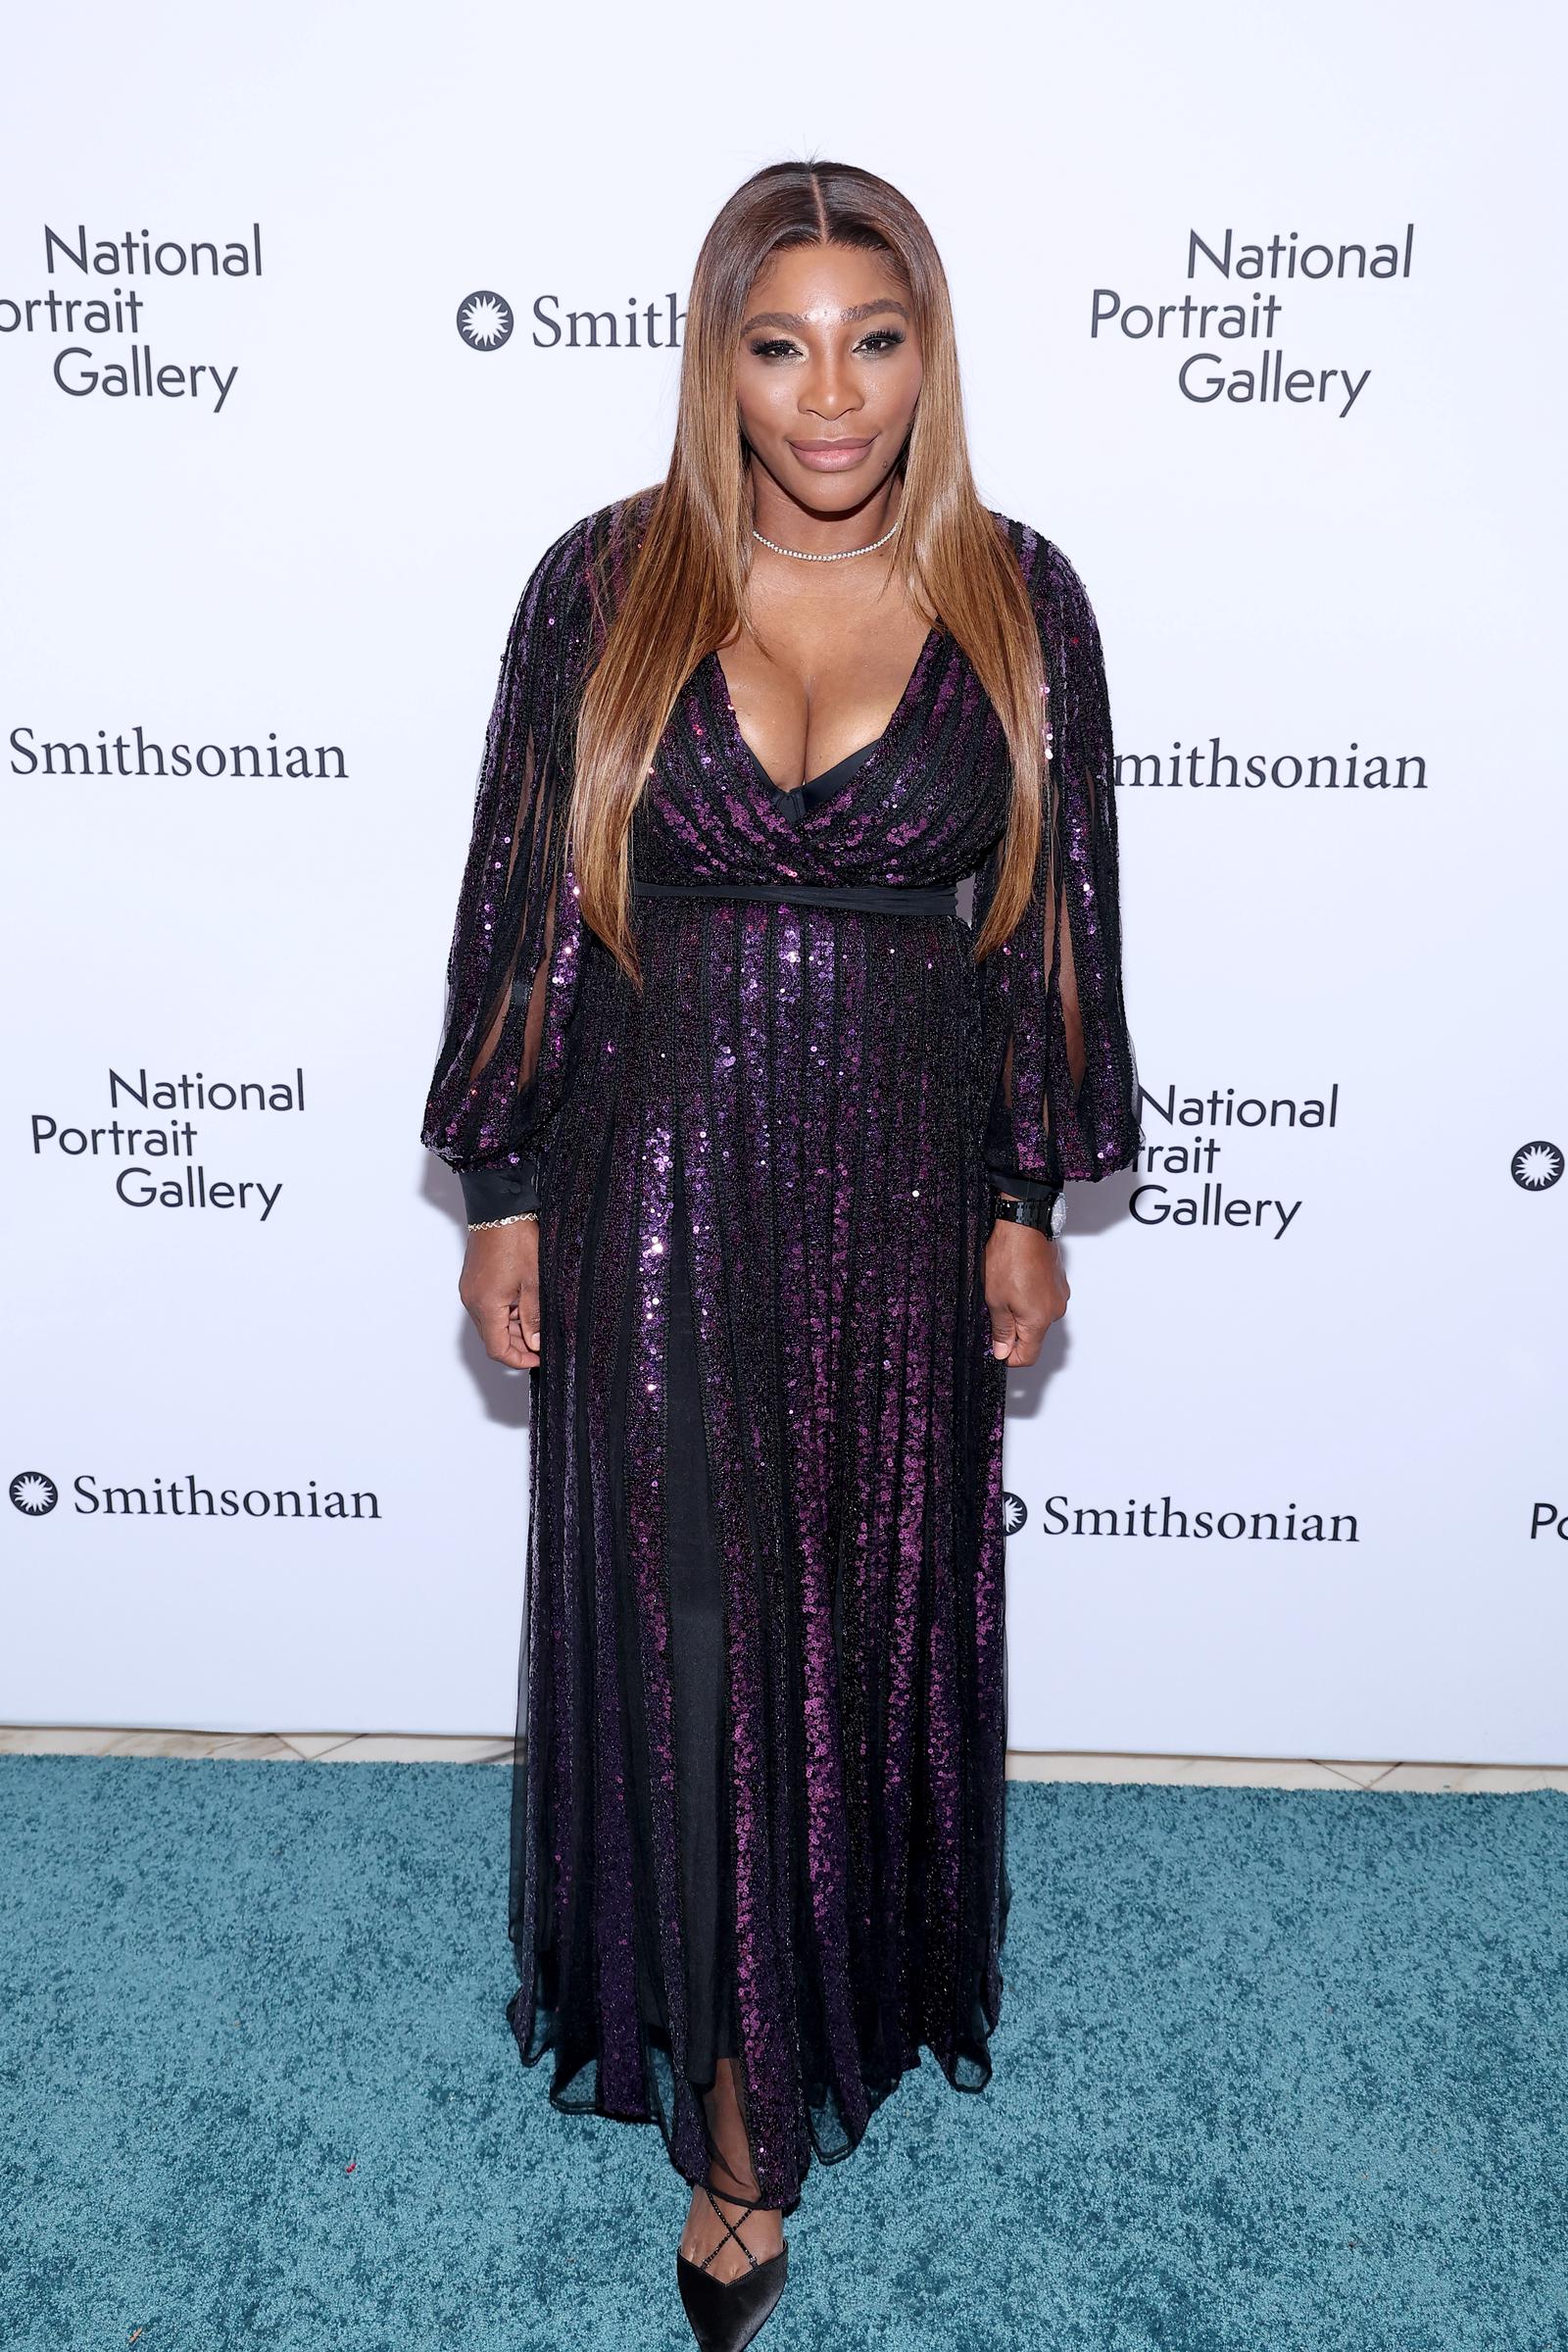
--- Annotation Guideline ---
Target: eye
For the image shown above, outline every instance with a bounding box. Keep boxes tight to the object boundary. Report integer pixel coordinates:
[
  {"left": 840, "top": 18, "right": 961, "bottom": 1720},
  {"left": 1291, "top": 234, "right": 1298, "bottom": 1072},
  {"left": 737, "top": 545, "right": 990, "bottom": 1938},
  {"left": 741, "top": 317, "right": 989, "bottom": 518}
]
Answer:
[{"left": 743, "top": 327, "right": 907, "bottom": 363}]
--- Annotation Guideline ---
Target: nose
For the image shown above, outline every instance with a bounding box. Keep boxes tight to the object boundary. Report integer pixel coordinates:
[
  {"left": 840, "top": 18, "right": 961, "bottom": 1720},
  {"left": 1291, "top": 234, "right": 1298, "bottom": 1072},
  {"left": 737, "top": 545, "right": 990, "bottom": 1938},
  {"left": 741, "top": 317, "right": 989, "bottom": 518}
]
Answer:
[{"left": 800, "top": 342, "right": 862, "bottom": 423}]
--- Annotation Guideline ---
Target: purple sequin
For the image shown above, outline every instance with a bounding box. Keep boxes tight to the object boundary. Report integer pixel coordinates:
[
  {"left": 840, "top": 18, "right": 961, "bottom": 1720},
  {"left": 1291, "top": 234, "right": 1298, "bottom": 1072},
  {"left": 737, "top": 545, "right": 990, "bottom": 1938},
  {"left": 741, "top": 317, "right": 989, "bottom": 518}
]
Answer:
[{"left": 422, "top": 495, "right": 1141, "bottom": 2211}]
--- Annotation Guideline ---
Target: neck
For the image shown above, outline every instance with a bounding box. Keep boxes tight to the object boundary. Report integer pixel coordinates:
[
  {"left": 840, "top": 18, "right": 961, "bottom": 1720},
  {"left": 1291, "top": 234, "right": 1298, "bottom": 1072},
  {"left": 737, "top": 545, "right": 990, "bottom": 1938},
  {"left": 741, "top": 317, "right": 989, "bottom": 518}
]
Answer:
[{"left": 747, "top": 464, "right": 903, "bottom": 557}]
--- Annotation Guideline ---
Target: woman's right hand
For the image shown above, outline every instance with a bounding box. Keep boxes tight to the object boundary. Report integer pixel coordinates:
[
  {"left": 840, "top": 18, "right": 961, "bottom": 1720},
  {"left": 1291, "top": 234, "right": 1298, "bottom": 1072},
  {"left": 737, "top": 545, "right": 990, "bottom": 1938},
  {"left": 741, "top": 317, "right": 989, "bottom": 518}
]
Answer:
[{"left": 459, "top": 1220, "right": 542, "bottom": 1369}]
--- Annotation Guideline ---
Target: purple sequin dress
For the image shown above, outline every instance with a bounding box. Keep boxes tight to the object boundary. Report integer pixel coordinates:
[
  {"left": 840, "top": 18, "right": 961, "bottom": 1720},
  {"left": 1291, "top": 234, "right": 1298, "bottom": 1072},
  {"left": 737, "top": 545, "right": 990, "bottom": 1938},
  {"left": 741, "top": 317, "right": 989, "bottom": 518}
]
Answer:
[{"left": 422, "top": 494, "right": 1140, "bottom": 2214}]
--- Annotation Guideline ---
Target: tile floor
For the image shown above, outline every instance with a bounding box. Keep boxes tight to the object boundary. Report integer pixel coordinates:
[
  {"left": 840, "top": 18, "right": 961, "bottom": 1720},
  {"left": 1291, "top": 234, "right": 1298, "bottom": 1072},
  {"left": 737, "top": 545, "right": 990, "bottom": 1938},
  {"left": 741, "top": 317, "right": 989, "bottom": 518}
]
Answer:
[{"left": 0, "top": 1725, "right": 1562, "bottom": 1790}]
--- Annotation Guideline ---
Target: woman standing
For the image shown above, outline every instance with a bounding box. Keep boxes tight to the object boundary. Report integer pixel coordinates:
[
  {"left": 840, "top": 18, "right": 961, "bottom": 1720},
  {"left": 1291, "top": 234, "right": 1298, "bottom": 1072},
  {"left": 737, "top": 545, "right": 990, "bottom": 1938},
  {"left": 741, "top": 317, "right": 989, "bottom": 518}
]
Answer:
[{"left": 423, "top": 159, "right": 1140, "bottom": 2351}]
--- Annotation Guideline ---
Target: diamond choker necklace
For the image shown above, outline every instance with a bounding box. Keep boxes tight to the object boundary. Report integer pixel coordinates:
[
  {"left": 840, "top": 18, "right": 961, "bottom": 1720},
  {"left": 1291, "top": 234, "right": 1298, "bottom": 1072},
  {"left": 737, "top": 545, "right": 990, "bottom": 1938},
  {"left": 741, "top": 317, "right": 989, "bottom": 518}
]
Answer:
[{"left": 752, "top": 517, "right": 902, "bottom": 563}]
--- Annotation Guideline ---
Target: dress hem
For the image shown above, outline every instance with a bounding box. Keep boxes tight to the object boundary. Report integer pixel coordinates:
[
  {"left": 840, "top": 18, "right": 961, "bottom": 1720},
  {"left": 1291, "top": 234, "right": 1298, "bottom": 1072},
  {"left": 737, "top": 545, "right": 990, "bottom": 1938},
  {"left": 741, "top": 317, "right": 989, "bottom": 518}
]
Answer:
[
  {"left": 503, "top": 1854, "right": 1012, "bottom": 2217},
  {"left": 504, "top": 1978, "right": 1007, "bottom": 2221}
]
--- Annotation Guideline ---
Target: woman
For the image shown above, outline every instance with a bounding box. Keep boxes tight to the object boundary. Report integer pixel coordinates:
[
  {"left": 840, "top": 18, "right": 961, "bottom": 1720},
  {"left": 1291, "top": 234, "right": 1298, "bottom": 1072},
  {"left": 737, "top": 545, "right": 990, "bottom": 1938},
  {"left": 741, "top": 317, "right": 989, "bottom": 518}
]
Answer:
[{"left": 423, "top": 159, "right": 1140, "bottom": 2351}]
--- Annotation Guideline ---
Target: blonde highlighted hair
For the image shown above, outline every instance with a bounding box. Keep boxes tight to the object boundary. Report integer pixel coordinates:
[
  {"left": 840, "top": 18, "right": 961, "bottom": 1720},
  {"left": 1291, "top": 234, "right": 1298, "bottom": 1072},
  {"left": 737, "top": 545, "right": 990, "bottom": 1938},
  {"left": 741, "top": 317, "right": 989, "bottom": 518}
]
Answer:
[{"left": 568, "top": 158, "right": 1049, "bottom": 985}]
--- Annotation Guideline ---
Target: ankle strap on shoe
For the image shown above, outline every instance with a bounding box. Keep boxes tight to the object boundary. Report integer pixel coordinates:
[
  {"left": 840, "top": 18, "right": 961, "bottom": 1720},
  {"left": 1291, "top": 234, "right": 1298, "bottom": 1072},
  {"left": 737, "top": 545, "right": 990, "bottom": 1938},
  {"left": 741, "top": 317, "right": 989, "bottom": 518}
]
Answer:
[{"left": 697, "top": 2181, "right": 767, "bottom": 2272}]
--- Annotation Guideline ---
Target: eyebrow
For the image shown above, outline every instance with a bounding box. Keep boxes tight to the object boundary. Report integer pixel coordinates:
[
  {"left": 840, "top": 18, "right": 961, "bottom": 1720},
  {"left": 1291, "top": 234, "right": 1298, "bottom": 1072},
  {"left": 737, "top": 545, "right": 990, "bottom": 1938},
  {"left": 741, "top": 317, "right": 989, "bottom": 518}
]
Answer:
[{"left": 739, "top": 298, "right": 910, "bottom": 334}]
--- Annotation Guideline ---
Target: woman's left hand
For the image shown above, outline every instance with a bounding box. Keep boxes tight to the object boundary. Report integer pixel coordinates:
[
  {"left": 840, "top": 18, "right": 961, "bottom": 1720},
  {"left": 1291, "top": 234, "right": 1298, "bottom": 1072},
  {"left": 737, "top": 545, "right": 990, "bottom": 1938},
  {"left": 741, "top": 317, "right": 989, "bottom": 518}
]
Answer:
[{"left": 983, "top": 1222, "right": 1070, "bottom": 1365}]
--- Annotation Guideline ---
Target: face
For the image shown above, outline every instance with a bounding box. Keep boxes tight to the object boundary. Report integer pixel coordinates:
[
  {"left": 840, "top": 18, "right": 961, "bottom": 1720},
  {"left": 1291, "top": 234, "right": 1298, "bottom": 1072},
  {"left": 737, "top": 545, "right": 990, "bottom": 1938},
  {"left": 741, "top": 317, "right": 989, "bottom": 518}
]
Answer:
[{"left": 734, "top": 241, "right": 924, "bottom": 513}]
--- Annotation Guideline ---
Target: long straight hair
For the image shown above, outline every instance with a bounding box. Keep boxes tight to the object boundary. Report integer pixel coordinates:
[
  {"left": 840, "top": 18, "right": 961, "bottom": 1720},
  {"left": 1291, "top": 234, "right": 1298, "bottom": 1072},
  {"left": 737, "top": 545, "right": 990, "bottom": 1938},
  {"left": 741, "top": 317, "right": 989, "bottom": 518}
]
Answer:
[{"left": 568, "top": 159, "right": 1049, "bottom": 985}]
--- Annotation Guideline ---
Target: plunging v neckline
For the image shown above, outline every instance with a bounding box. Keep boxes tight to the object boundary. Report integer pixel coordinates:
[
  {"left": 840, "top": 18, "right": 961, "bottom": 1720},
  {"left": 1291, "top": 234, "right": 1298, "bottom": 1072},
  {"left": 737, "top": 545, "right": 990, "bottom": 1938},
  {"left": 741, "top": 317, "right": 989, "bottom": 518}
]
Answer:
[{"left": 707, "top": 624, "right": 942, "bottom": 807}]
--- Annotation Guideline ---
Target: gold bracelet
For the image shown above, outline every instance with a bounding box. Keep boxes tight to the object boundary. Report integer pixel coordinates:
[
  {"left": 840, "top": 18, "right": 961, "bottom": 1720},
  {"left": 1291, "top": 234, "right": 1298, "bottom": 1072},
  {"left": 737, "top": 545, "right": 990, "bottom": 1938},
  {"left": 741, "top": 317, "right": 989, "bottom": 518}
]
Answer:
[{"left": 466, "top": 1210, "right": 539, "bottom": 1231}]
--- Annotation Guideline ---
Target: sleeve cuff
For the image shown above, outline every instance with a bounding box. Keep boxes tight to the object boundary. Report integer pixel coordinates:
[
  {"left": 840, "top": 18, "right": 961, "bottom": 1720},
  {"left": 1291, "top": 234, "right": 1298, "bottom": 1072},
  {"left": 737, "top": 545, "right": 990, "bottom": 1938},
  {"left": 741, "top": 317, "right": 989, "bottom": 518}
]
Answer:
[
  {"left": 459, "top": 1158, "right": 540, "bottom": 1223},
  {"left": 985, "top": 1162, "right": 1062, "bottom": 1205}
]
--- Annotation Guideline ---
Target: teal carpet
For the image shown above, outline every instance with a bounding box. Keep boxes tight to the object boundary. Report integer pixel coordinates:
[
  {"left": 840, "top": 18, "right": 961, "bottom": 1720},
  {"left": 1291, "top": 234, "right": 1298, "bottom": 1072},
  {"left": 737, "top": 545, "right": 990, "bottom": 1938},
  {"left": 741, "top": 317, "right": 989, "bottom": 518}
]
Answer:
[{"left": 1, "top": 1760, "right": 1564, "bottom": 2351}]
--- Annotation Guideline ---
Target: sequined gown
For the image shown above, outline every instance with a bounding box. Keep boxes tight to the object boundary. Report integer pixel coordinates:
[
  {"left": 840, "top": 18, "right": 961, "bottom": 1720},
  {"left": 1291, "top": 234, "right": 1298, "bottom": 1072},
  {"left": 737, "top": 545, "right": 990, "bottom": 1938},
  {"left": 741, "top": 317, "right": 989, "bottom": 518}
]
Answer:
[{"left": 421, "top": 494, "right": 1140, "bottom": 2214}]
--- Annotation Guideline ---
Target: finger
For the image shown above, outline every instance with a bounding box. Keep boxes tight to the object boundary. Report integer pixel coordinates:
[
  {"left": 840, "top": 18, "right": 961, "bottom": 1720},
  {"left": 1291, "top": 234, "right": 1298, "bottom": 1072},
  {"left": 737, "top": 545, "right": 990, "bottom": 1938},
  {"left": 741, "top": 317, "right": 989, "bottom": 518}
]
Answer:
[
  {"left": 990, "top": 1306, "right": 1016, "bottom": 1360},
  {"left": 509, "top": 1300, "right": 541, "bottom": 1368},
  {"left": 518, "top": 1280, "right": 542, "bottom": 1355},
  {"left": 475, "top": 1298, "right": 528, "bottom": 1367},
  {"left": 1007, "top": 1316, "right": 1047, "bottom": 1368}
]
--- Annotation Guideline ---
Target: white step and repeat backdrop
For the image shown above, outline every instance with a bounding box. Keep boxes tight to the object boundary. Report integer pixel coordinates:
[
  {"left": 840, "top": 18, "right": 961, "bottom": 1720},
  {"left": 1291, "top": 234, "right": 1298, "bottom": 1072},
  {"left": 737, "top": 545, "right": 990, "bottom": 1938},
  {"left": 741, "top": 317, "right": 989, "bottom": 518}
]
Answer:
[{"left": 3, "top": 1, "right": 1563, "bottom": 1758}]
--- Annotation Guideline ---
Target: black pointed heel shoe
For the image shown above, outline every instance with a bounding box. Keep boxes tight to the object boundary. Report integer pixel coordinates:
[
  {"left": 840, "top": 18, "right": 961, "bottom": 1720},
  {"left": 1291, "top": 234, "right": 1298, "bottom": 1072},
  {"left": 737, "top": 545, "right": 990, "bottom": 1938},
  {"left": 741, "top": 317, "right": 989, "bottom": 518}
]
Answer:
[{"left": 675, "top": 2181, "right": 789, "bottom": 2352}]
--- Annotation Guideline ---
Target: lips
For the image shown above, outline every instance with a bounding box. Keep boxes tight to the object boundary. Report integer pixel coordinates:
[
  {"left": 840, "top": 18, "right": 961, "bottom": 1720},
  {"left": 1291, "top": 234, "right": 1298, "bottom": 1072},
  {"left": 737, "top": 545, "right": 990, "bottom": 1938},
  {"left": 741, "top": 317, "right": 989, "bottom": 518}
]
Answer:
[{"left": 789, "top": 436, "right": 875, "bottom": 470}]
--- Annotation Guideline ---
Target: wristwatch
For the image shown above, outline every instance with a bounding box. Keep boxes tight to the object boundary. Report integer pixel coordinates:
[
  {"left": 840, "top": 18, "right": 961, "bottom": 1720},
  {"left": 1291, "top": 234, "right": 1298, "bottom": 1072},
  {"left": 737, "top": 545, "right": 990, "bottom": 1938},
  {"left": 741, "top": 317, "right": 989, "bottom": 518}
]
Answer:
[{"left": 991, "top": 1189, "right": 1065, "bottom": 1239}]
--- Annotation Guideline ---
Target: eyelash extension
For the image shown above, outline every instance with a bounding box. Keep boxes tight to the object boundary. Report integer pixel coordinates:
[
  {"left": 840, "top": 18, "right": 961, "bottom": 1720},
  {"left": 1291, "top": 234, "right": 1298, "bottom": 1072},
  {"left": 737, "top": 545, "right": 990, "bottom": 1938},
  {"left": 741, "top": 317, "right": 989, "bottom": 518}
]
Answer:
[{"left": 747, "top": 328, "right": 906, "bottom": 361}]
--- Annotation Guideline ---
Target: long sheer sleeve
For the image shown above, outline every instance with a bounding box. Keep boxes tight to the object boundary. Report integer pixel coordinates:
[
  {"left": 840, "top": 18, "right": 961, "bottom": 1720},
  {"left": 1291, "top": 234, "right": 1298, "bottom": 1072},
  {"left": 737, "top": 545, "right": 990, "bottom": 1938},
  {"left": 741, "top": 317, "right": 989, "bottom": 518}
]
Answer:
[
  {"left": 421, "top": 514, "right": 598, "bottom": 1222},
  {"left": 973, "top": 525, "right": 1142, "bottom": 1200}
]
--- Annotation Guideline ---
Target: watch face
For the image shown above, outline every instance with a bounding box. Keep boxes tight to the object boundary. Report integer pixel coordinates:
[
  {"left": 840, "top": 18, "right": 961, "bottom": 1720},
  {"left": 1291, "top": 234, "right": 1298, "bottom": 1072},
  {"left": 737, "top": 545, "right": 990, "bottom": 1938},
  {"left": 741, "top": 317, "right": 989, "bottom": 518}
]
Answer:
[{"left": 1049, "top": 1194, "right": 1066, "bottom": 1236}]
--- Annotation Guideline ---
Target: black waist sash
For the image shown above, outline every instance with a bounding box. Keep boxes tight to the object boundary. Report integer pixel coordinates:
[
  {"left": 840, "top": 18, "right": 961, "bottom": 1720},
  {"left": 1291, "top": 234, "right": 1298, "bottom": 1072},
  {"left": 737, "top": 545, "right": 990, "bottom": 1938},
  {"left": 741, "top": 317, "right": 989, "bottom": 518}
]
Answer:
[{"left": 632, "top": 878, "right": 957, "bottom": 919}]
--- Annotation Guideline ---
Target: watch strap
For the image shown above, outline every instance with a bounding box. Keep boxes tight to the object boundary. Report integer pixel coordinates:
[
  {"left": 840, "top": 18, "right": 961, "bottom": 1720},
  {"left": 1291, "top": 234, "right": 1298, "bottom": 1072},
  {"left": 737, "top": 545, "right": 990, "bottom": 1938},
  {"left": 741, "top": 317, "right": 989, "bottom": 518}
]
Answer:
[{"left": 990, "top": 1188, "right": 1063, "bottom": 1235}]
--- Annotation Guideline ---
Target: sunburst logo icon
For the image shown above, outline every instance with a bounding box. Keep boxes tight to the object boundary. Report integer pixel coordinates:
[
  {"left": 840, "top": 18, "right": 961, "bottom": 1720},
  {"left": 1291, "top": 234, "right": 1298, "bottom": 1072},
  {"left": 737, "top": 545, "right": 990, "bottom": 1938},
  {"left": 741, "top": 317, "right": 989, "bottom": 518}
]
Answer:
[
  {"left": 1511, "top": 1140, "right": 1564, "bottom": 1192},
  {"left": 1002, "top": 1491, "right": 1027, "bottom": 1536},
  {"left": 456, "top": 290, "right": 514, "bottom": 351},
  {"left": 10, "top": 1471, "right": 59, "bottom": 1516}
]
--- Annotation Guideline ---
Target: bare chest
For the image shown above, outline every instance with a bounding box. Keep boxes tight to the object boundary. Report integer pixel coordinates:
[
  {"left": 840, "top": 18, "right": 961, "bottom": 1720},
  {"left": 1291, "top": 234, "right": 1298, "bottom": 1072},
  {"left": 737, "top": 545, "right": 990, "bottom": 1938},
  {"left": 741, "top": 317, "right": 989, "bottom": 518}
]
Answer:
[{"left": 714, "top": 595, "right": 937, "bottom": 794}]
